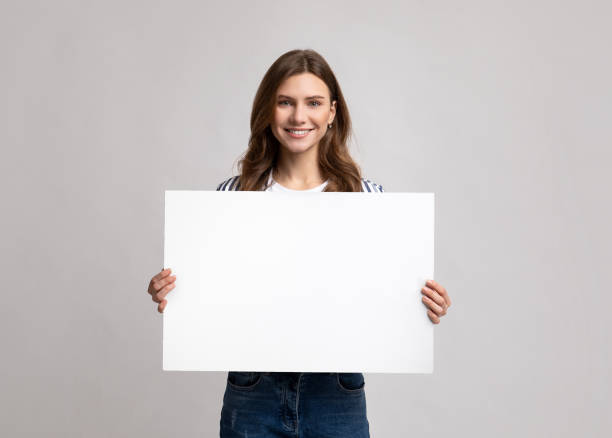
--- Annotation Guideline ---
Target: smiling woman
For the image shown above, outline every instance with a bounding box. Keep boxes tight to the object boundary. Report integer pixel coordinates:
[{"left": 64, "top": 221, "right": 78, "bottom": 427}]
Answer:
[{"left": 146, "top": 48, "right": 452, "bottom": 438}]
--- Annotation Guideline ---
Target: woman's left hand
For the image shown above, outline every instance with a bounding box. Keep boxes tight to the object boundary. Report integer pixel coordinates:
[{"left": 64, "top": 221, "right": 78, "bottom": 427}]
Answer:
[{"left": 421, "top": 279, "right": 452, "bottom": 324}]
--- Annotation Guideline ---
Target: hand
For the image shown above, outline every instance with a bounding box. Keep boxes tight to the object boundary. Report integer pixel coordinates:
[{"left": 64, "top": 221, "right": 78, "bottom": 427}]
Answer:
[
  {"left": 147, "top": 268, "right": 177, "bottom": 313},
  {"left": 421, "top": 279, "right": 451, "bottom": 324}
]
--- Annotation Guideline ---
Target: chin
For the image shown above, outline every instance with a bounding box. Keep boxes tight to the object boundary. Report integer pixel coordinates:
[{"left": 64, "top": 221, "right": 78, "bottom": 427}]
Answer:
[{"left": 281, "top": 142, "right": 318, "bottom": 154}]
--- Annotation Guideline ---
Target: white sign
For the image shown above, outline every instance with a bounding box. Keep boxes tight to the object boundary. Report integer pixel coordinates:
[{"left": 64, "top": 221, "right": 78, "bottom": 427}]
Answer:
[{"left": 163, "top": 191, "right": 434, "bottom": 373}]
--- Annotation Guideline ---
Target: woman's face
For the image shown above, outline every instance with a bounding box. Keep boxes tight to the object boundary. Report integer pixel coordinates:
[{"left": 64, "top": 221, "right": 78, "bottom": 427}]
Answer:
[{"left": 270, "top": 73, "right": 337, "bottom": 155}]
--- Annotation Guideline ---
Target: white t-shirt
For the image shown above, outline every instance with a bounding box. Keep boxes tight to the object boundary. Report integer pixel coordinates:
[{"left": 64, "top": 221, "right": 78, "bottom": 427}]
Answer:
[{"left": 265, "top": 172, "right": 329, "bottom": 192}]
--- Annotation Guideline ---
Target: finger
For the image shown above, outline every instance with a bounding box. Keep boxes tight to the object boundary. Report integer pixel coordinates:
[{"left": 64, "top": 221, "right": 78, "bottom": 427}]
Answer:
[
  {"left": 426, "top": 279, "right": 451, "bottom": 307},
  {"left": 152, "top": 275, "right": 176, "bottom": 294},
  {"left": 148, "top": 269, "right": 172, "bottom": 295},
  {"left": 157, "top": 281, "right": 176, "bottom": 300},
  {"left": 151, "top": 281, "right": 176, "bottom": 303},
  {"left": 154, "top": 268, "right": 172, "bottom": 283},
  {"left": 422, "top": 295, "right": 446, "bottom": 316},
  {"left": 158, "top": 299, "right": 167, "bottom": 313},
  {"left": 421, "top": 286, "right": 446, "bottom": 308},
  {"left": 427, "top": 309, "right": 440, "bottom": 324}
]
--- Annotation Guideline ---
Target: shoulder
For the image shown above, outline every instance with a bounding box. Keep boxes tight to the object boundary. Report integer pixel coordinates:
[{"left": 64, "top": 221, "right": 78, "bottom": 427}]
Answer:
[
  {"left": 360, "top": 178, "right": 384, "bottom": 193},
  {"left": 216, "top": 176, "right": 241, "bottom": 191}
]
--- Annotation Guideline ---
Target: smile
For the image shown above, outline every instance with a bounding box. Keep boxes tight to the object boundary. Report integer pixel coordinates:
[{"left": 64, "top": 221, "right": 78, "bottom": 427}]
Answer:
[{"left": 284, "top": 128, "right": 313, "bottom": 138}]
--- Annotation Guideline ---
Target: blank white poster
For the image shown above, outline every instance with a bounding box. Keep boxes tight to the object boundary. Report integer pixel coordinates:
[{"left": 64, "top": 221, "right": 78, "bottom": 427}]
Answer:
[{"left": 163, "top": 191, "right": 434, "bottom": 373}]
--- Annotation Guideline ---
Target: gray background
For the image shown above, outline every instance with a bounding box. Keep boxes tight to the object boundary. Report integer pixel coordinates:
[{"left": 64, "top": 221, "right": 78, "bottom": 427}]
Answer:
[{"left": 1, "top": 0, "right": 610, "bottom": 436}]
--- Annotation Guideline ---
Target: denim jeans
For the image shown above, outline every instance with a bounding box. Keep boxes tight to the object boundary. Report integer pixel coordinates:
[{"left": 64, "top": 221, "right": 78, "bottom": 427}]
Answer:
[{"left": 220, "top": 372, "right": 370, "bottom": 437}]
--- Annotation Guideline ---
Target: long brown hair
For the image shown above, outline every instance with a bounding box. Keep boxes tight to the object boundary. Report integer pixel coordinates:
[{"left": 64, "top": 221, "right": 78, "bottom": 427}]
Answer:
[{"left": 237, "top": 49, "right": 362, "bottom": 192}]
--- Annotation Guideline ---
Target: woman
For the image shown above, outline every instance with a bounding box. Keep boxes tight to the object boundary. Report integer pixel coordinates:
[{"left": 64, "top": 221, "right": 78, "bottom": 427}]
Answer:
[{"left": 147, "top": 49, "right": 452, "bottom": 437}]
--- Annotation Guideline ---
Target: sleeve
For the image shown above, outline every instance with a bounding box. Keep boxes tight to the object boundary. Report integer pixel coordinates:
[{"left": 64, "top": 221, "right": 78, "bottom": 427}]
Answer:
[
  {"left": 361, "top": 178, "right": 384, "bottom": 193},
  {"left": 216, "top": 176, "right": 240, "bottom": 191}
]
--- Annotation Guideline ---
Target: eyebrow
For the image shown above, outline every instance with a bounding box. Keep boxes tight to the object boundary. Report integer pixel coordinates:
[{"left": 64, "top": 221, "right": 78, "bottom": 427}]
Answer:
[{"left": 277, "top": 94, "right": 326, "bottom": 100}]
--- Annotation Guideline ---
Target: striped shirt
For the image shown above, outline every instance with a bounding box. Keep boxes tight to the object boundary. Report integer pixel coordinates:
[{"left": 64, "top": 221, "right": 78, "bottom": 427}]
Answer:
[{"left": 216, "top": 175, "right": 384, "bottom": 193}]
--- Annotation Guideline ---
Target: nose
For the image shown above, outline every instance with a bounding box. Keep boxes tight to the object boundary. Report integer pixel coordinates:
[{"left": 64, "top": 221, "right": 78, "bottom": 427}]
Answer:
[{"left": 289, "top": 103, "right": 307, "bottom": 125}]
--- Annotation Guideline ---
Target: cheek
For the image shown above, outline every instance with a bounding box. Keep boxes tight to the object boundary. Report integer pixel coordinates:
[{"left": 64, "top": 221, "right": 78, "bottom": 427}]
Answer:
[
  {"left": 271, "top": 110, "right": 282, "bottom": 127},
  {"left": 315, "top": 110, "right": 330, "bottom": 125}
]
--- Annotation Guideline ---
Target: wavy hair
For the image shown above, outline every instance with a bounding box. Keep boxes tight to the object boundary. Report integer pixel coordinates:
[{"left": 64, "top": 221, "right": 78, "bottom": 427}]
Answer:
[{"left": 236, "top": 49, "right": 362, "bottom": 192}]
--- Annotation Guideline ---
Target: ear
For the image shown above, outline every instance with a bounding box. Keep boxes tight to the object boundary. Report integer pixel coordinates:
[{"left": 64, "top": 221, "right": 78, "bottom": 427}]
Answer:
[{"left": 329, "top": 100, "right": 337, "bottom": 124}]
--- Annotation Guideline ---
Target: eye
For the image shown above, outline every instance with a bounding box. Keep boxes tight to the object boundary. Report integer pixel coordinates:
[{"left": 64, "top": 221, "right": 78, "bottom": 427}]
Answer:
[
  {"left": 309, "top": 101, "right": 322, "bottom": 107},
  {"left": 279, "top": 100, "right": 292, "bottom": 106}
]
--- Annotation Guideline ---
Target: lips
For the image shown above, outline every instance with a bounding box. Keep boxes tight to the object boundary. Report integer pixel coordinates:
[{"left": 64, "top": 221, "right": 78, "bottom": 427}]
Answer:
[{"left": 284, "top": 128, "right": 314, "bottom": 138}]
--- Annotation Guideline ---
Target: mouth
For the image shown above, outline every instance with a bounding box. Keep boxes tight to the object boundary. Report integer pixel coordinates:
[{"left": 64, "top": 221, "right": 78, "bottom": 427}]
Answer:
[{"left": 284, "top": 128, "right": 314, "bottom": 138}]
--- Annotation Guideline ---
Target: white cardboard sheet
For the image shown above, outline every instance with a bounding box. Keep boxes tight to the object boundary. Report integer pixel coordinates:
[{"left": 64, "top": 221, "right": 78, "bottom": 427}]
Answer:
[{"left": 163, "top": 191, "right": 434, "bottom": 373}]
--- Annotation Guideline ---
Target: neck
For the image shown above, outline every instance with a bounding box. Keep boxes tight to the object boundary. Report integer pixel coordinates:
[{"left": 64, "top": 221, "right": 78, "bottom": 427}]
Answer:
[{"left": 274, "top": 144, "right": 325, "bottom": 189}]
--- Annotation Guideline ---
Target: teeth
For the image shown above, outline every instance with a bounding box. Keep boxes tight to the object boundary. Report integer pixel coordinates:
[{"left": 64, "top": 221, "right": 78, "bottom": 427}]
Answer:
[{"left": 288, "top": 129, "right": 310, "bottom": 134}]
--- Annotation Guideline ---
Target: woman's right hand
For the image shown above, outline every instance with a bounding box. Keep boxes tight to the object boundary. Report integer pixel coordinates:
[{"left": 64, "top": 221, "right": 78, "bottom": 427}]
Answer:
[{"left": 147, "top": 268, "right": 176, "bottom": 313}]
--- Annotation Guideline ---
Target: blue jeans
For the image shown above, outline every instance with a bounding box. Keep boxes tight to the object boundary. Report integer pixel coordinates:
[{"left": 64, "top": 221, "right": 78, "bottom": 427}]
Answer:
[{"left": 220, "top": 372, "right": 370, "bottom": 437}]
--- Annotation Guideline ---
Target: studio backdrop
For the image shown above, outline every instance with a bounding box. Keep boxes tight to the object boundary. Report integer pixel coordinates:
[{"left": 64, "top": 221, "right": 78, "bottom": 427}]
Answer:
[{"left": 1, "top": 1, "right": 610, "bottom": 437}]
